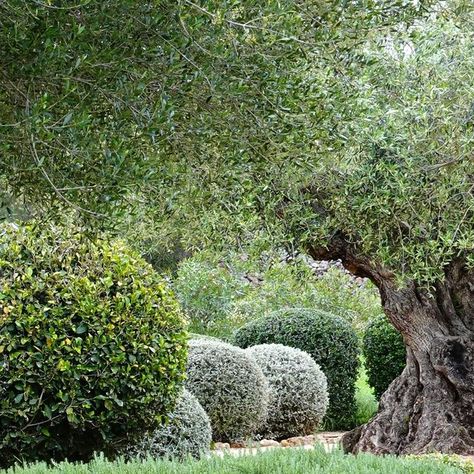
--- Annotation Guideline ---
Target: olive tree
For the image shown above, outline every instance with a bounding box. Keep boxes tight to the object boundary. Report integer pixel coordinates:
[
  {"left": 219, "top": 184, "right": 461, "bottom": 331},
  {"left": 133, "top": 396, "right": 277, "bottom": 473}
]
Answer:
[
  {"left": 2, "top": 0, "right": 473, "bottom": 456},
  {"left": 162, "top": 2, "right": 474, "bottom": 455}
]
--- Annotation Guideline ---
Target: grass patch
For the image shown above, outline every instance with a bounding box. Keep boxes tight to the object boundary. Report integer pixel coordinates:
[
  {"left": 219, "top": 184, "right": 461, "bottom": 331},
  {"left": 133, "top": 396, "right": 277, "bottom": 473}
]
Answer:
[
  {"left": 1, "top": 448, "right": 462, "bottom": 474},
  {"left": 355, "top": 357, "right": 378, "bottom": 426}
]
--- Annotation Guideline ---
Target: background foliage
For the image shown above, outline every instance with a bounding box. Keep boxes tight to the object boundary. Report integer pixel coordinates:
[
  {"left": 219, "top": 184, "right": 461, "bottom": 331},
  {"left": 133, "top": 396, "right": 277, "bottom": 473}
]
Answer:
[{"left": 174, "top": 250, "right": 383, "bottom": 338}]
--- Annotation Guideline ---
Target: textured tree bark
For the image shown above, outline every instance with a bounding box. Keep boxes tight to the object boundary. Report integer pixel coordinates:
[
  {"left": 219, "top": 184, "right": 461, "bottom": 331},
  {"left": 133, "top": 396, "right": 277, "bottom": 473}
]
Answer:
[{"left": 308, "top": 239, "right": 474, "bottom": 455}]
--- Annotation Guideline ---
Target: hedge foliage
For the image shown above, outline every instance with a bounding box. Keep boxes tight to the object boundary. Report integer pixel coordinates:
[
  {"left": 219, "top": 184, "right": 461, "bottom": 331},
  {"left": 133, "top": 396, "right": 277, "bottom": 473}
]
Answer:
[
  {"left": 185, "top": 339, "right": 268, "bottom": 442},
  {"left": 246, "top": 344, "right": 328, "bottom": 439},
  {"left": 232, "top": 308, "right": 359, "bottom": 429},
  {"left": 0, "top": 224, "right": 187, "bottom": 467},
  {"left": 128, "top": 389, "right": 211, "bottom": 460},
  {"left": 363, "top": 315, "right": 406, "bottom": 399}
]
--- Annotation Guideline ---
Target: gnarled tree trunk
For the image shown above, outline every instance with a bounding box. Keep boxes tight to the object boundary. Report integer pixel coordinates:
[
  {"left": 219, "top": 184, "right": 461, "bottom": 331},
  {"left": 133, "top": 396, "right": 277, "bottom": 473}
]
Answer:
[{"left": 309, "top": 240, "right": 474, "bottom": 455}]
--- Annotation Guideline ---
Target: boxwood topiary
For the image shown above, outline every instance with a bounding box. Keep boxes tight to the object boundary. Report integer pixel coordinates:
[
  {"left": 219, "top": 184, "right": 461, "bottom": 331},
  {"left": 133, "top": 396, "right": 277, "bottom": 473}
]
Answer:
[
  {"left": 363, "top": 315, "right": 406, "bottom": 399},
  {"left": 232, "top": 308, "right": 359, "bottom": 429},
  {"left": 246, "top": 344, "right": 328, "bottom": 439},
  {"left": 128, "top": 389, "right": 211, "bottom": 460},
  {"left": 185, "top": 339, "right": 269, "bottom": 442},
  {"left": 0, "top": 223, "right": 187, "bottom": 467}
]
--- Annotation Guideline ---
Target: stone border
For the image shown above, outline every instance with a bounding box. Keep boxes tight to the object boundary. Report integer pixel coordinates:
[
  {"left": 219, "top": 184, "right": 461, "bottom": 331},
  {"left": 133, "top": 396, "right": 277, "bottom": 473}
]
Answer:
[{"left": 212, "top": 432, "right": 346, "bottom": 457}]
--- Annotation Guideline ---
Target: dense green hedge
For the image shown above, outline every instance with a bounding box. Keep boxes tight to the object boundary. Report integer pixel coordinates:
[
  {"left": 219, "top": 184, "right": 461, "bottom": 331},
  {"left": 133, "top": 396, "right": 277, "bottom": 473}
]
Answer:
[
  {"left": 0, "top": 224, "right": 187, "bottom": 467},
  {"left": 232, "top": 308, "right": 359, "bottom": 429},
  {"left": 363, "top": 315, "right": 406, "bottom": 399}
]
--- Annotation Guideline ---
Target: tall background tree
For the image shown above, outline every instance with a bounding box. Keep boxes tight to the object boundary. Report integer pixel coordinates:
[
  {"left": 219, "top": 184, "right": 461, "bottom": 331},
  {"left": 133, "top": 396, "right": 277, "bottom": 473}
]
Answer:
[{"left": 2, "top": 0, "right": 473, "bottom": 455}]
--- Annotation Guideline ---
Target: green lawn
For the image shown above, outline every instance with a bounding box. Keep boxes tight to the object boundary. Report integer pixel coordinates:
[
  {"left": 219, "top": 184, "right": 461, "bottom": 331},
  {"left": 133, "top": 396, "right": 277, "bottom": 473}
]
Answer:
[
  {"left": 355, "top": 358, "right": 379, "bottom": 426},
  {"left": 1, "top": 449, "right": 463, "bottom": 474}
]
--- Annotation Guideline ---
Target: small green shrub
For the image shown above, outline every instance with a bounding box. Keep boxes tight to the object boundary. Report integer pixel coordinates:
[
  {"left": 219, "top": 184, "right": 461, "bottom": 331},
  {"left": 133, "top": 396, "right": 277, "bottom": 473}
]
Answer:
[
  {"left": 128, "top": 389, "right": 211, "bottom": 460},
  {"left": 410, "top": 454, "right": 474, "bottom": 474},
  {"left": 185, "top": 339, "right": 269, "bottom": 442},
  {"left": 363, "top": 315, "right": 406, "bottom": 399},
  {"left": 246, "top": 344, "right": 328, "bottom": 439},
  {"left": 0, "top": 223, "right": 187, "bottom": 467},
  {"left": 232, "top": 308, "right": 359, "bottom": 429}
]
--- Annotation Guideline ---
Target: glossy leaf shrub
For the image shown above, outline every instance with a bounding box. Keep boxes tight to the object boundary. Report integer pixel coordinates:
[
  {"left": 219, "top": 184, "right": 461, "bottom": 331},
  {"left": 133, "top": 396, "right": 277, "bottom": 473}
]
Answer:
[
  {"left": 363, "top": 315, "right": 406, "bottom": 399},
  {"left": 0, "top": 223, "right": 187, "bottom": 467},
  {"left": 232, "top": 308, "right": 359, "bottom": 429}
]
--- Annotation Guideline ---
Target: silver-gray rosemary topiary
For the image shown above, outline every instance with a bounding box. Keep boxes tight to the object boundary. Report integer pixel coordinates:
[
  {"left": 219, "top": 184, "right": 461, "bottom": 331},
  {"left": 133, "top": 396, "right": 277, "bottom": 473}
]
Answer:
[
  {"left": 186, "top": 339, "right": 269, "bottom": 442},
  {"left": 246, "top": 343, "right": 329, "bottom": 440},
  {"left": 128, "top": 389, "right": 211, "bottom": 460}
]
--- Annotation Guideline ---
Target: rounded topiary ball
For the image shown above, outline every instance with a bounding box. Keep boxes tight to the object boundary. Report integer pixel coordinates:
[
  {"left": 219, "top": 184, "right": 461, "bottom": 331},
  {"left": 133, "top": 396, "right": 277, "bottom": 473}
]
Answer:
[
  {"left": 232, "top": 308, "right": 359, "bottom": 430},
  {"left": 363, "top": 315, "right": 406, "bottom": 399},
  {"left": 0, "top": 223, "right": 187, "bottom": 467},
  {"left": 185, "top": 339, "right": 269, "bottom": 442},
  {"left": 246, "top": 344, "right": 328, "bottom": 439},
  {"left": 129, "top": 389, "right": 211, "bottom": 460}
]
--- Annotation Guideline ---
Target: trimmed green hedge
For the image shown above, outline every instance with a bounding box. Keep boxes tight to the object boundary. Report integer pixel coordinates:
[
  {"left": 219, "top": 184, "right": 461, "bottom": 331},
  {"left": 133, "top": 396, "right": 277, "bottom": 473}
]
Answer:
[
  {"left": 0, "top": 224, "right": 187, "bottom": 467},
  {"left": 232, "top": 308, "right": 359, "bottom": 429},
  {"left": 363, "top": 315, "right": 406, "bottom": 399}
]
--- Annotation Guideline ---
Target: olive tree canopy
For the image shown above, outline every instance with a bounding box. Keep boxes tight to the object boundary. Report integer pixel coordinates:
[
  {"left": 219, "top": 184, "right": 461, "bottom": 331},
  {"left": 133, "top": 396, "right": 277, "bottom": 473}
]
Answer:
[{"left": 2, "top": 0, "right": 474, "bottom": 455}]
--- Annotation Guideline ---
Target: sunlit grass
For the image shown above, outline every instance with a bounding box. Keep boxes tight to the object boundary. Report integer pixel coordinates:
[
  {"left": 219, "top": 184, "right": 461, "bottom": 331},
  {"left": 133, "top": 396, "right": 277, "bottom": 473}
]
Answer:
[{"left": 355, "top": 357, "right": 378, "bottom": 426}]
